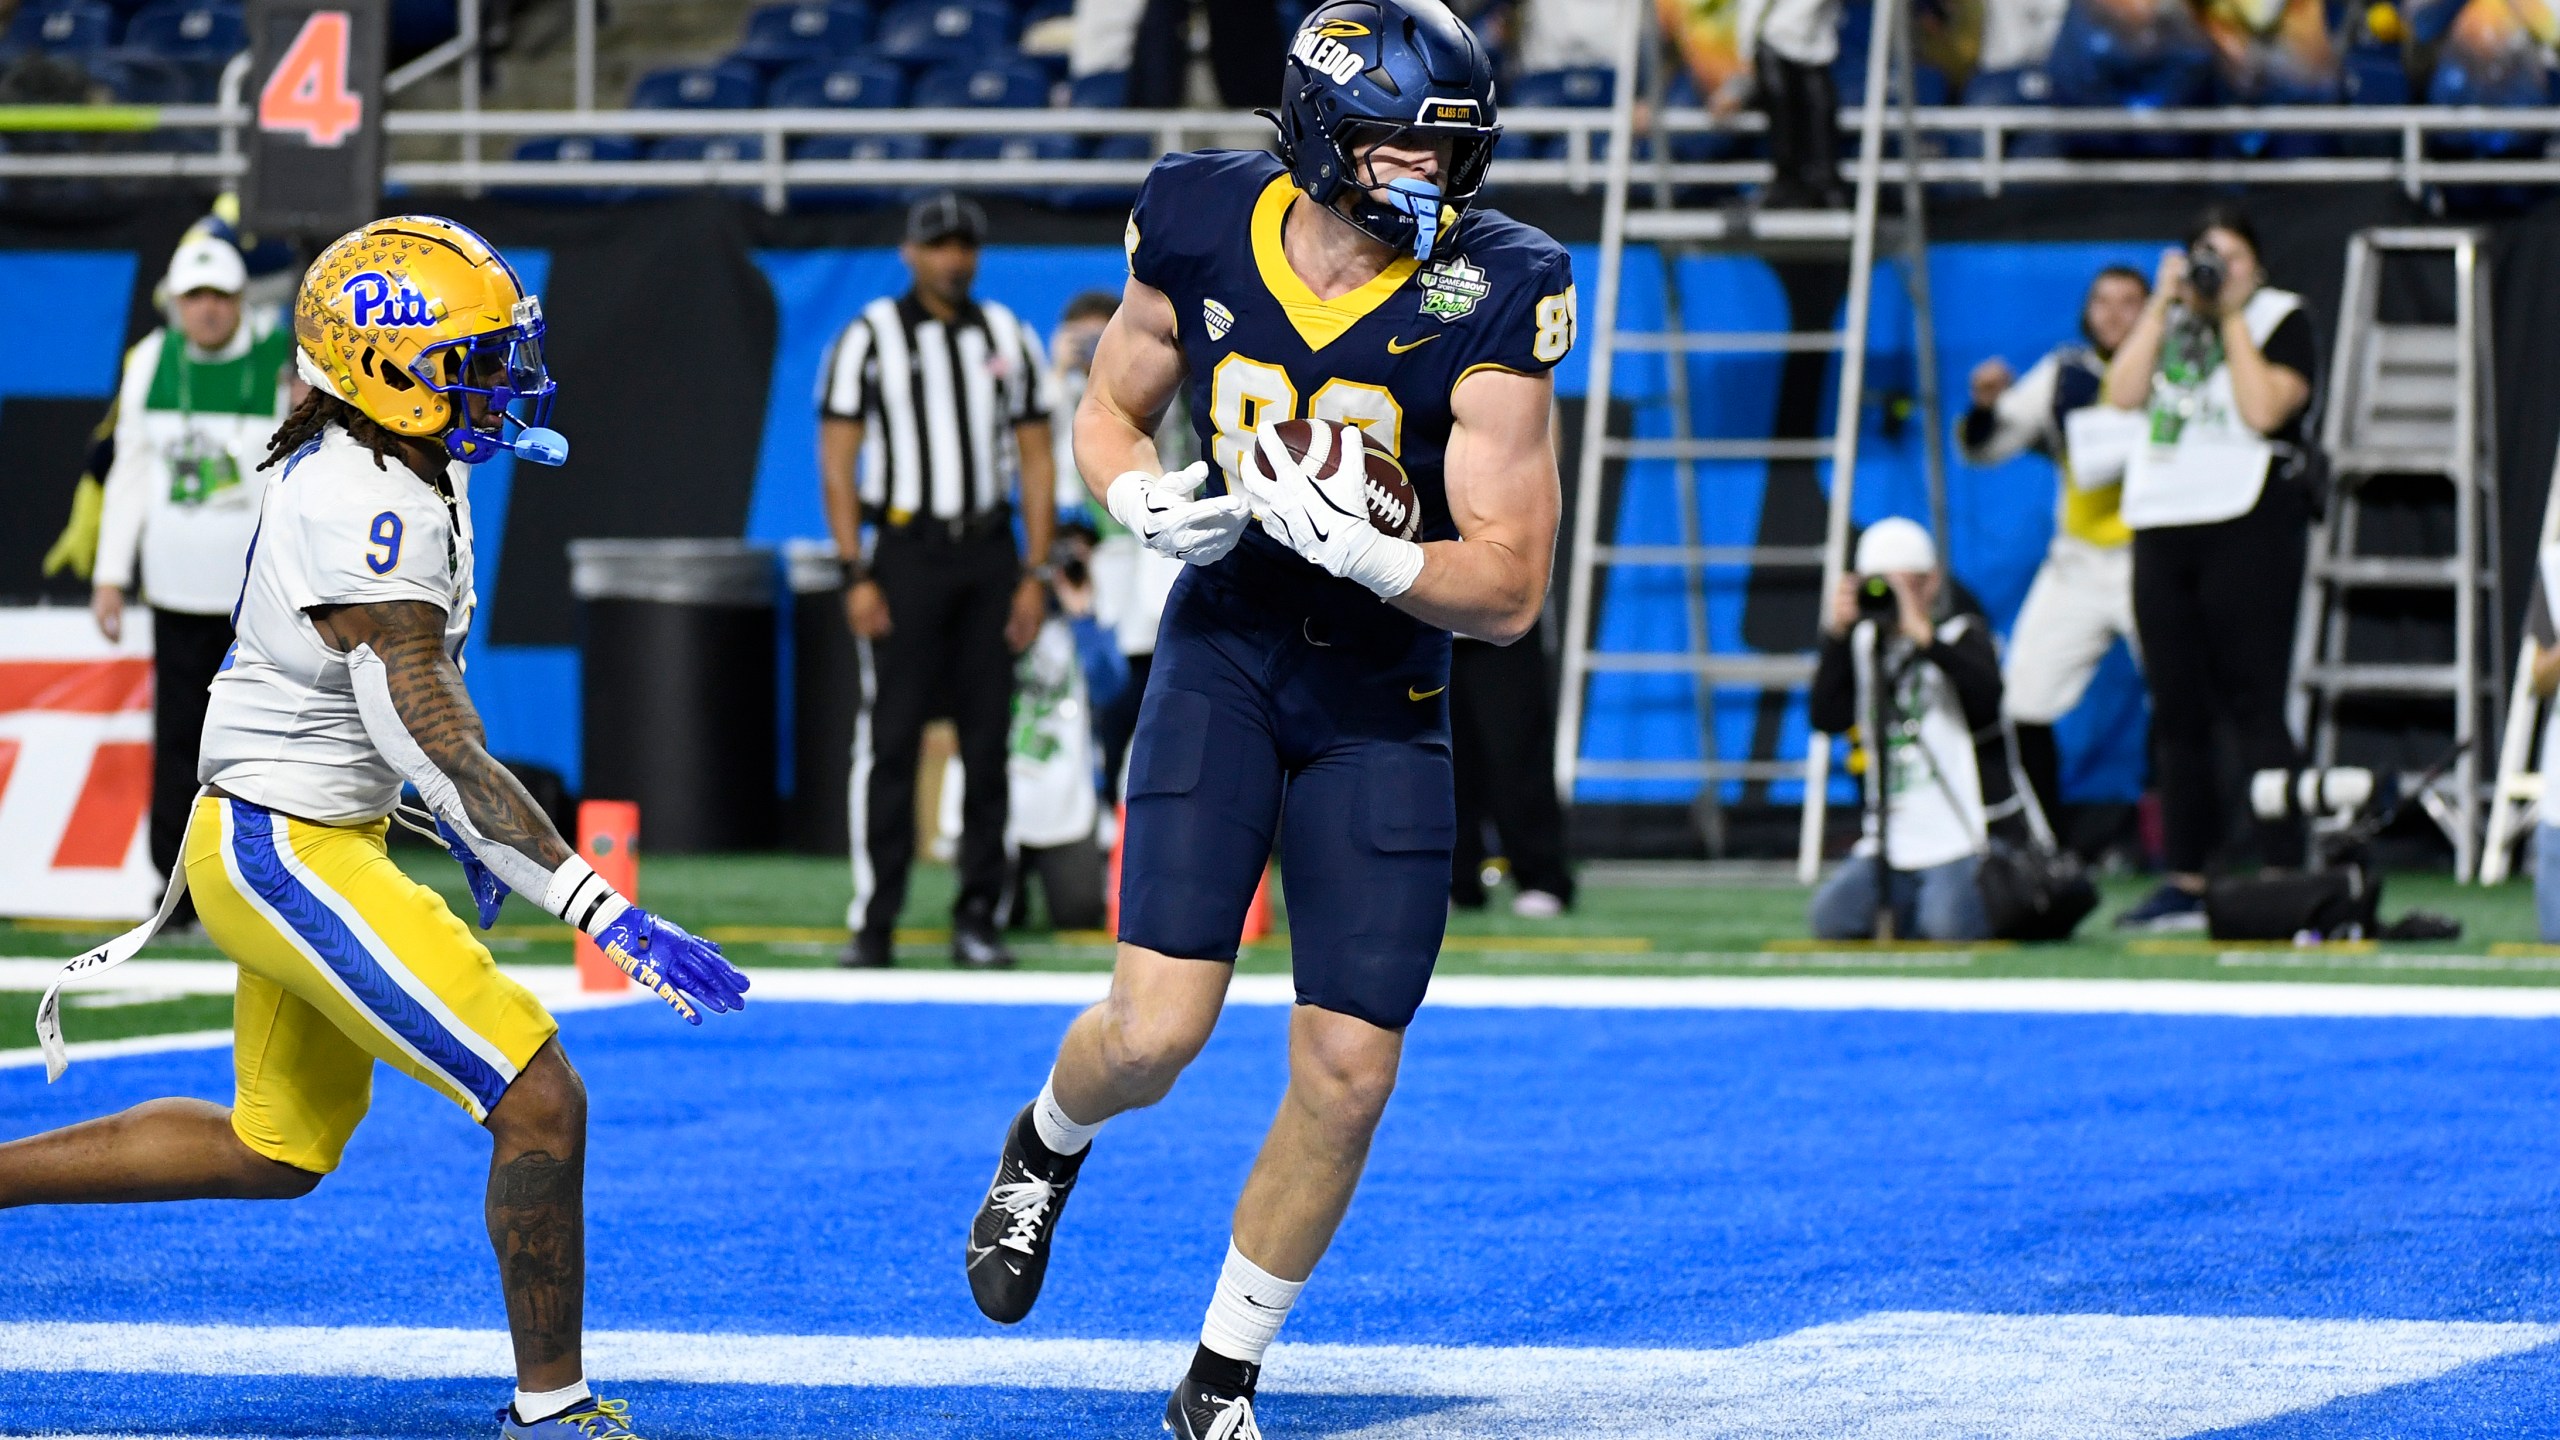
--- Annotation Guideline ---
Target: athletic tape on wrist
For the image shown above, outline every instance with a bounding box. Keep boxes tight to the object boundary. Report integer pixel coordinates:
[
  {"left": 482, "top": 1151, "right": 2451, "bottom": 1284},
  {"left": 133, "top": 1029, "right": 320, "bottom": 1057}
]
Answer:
[{"left": 544, "top": 855, "right": 631, "bottom": 937}]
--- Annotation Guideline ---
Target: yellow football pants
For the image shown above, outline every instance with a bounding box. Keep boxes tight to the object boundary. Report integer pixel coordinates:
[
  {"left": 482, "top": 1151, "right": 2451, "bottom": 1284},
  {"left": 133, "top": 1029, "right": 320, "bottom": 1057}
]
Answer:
[{"left": 184, "top": 795, "right": 558, "bottom": 1174}]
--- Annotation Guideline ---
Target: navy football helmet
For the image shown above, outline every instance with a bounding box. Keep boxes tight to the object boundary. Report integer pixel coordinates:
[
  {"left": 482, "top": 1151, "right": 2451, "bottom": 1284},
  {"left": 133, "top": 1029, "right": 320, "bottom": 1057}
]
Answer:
[{"left": 1268, "top": 0, "right": 1501, "bottom": 262}]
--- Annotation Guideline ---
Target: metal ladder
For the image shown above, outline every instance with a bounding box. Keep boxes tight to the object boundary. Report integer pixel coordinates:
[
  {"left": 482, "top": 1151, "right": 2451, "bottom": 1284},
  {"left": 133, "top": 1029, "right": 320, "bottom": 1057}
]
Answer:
[
  {"left": 2478, "top": 445, "right": 2560, "bottom": 884},
  {"left": 2286, "top": 228, "right": 2501, "bottom": 879},
  {"left": 1552, "top": 0, "right": 1946, "bottom": 881}
]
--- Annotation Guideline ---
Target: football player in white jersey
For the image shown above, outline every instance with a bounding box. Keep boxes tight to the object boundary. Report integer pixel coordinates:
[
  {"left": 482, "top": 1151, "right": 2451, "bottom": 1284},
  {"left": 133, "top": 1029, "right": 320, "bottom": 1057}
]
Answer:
[{"left": 4, "top": 216, "right": 748, "bottom": 1440}]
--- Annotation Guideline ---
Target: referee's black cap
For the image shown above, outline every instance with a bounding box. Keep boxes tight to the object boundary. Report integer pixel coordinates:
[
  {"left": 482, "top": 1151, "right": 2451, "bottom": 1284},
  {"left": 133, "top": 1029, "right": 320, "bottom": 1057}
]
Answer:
[{"left": 905, "top": 191, "right": 988, "bottom": 246}]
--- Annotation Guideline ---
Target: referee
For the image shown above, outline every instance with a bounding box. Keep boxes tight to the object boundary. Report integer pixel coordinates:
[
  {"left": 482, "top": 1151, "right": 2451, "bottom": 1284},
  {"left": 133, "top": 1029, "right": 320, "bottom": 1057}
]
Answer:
[{"left": 818, "top": 192, "right": 1058, "bottom": 970}]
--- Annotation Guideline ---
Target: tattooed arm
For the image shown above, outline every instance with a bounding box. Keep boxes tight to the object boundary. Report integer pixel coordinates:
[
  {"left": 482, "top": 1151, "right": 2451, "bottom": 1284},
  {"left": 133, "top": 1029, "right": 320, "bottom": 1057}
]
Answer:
[
  {"left": 314, "top": 599, "right": 751, "bottom": 1022},
  {"left": 310, "top": 600, "right": 573, "bottom": 874}
]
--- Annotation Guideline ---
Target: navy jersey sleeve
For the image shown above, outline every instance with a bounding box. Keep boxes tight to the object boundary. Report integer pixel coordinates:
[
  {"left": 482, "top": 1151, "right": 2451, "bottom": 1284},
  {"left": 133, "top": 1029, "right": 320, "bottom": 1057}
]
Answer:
[
  {"left": 1128, "top": 149, "right": 1280, "bottom": 298},
  {"left": 1464, "top": 240, "right": 1577, "bottom": 383}
]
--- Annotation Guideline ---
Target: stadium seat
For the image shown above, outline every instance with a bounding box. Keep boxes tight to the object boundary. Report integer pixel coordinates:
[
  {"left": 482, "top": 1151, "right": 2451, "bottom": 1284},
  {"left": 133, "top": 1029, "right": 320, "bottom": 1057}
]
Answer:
[
  {"left": 648, "top": 133, "right": 770, "bottom": 197},
  {"left": 768, "top": 55, "right": 907, "bottom": 108},
  {"left": 2043, "top": 0, "right": 2216, "bottom": 157},
  {"left": 630, "top": 60, "right": 764, "bottom": 110},
  {"left": 119, "top": 0, "right": 242, "bottom": 61},
  {"left": 731, "top": 1, "right": 872, "bottom": 73},
  {"left": 1948, "top": 66, "right": 2065, "bottom": 159},
  {"left": 2213, "top": 65, "right": 2341, "bottom": 159},
  {"left": 788, "top": 130, "right": 928, "bottom": 208},
  {"left": 868, "top": 0, "right": 1015, "bottom": 66},
  {"left": 506, "top": 133, "right": 642, "bottom": 204},
  {"left": 1014, "top": 0, "right": 1072, "bottom": 78},
  {"left": 2342, "top": 42, "right": 2411, "bottom": 104},
  {"left": 1067, "top": 68, "right": 1125, "bottom": 108},
  {"left": 85, "top": 50, "right": 189, "bottom": 102},
  {"left": 3, "top": 0, "right": 116, "bottom": 57},
  {"left": 942, "top": 129, "right": 1080, "bottom": 203},
  {"left": 2425, "top": 35, "right": 2549, "bottom": 161},
  {"left": 911, "top": 56, "right": 1050, "bottom": 109},
  {"left": 1507, "top": 67, "right": 1614, "bottom": 160}
]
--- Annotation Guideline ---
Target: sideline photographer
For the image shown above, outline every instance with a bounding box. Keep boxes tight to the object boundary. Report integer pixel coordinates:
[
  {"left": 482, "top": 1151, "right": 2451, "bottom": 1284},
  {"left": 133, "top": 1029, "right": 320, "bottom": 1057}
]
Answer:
[
  {"left": 2103, "top": 205, "right": 2321, "bottom": 930},
  {"left": 1808, "top": 519, "right": 2003, "bottom": 941}
]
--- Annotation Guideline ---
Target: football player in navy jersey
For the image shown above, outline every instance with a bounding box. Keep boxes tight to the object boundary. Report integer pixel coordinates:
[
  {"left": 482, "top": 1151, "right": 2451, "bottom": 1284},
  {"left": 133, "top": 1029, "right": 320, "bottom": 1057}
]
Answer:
[{"left": 963, "top": 2, "right": 1574, "bottom": 1432}]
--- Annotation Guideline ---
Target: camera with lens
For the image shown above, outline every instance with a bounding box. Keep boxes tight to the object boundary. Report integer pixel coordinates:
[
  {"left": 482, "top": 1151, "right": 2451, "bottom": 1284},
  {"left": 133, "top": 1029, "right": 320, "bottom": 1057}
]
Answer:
[
  {"left": 1855, "top": 573, "right": 1900, "bottom": 622},
  {"left": 2185, "top": 245, "right": 2227, "bottom": 305}
]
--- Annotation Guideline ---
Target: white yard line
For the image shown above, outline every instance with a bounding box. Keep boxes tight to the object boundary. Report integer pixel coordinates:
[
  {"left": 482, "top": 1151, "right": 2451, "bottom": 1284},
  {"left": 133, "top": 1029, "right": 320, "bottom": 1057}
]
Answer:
[
  {"left": 15, "top": 960, "right": 2560, "bottom": 1025},
  {"left": 0, "top": 1313, "right": 2548, "bottom": 1439}
]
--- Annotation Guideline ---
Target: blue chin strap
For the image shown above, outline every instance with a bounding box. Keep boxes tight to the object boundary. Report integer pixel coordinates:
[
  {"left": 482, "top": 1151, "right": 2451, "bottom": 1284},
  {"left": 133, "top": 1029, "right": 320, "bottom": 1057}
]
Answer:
[
  {"left": 1378, "top": 177, "right": 1449, "bottom": 261},
  {"left": 446, "top": 420, "right": 569, "bottom": 467}
]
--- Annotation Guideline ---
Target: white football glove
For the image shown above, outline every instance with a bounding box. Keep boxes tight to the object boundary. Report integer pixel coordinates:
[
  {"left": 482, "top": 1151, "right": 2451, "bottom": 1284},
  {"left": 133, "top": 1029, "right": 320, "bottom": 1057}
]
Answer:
[
  {"left": 1236, "top": 420, "right": 1425, "bottom": 599},
  {"left": 1104, "top": 460, "right": 1250, "bottom": 566}
]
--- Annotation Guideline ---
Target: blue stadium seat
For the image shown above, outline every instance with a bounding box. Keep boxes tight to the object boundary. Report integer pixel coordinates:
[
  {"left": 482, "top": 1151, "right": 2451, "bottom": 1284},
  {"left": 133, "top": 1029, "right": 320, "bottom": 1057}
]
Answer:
[
  {"left": 2425, "top": 40, "right": 2548, "bottom": 160},
  {"left": 507, "top": 133, "right": 642, "bottom": 204},
  {"left": 4, "top": 0, "right": 115, "bottom": 56},
  {"left": 769, "top": 55, "right": 907, "bottom": 107},
  {"left": 2042, "top": 0, "right": 2215, "bottom": 157},
  {"left": 1014, "top": 0, "right": 1072, "bottom": 78},
  {"left": 1948, "top": 66, "right": 2064, "bottom": 159},
  {"left": 943, "top": 130, "right": 1080, "bottom": 202},
  {"left": 1507, "top": 67, "right": 1614, "bottom": 160},
  {"left": 86, "top": 51, "right": 189, "bottom": 102},
  {"left": 630, "top": 60, "right": 764, "bottom": 109},
  {"left": 1067, "top": 68, "right": 1125, "bottom": 108},
  {"left": 2214, "top": 66, "right": 2340, "bottom": 159},
  {"left": 2342, "top": 42, "right": 2410, "bottom": 103},
  {"left": 788, "top": 131, "right": 928, "bottom": 208},
  {"left": 911, "top": 56, "right": 1050, "bottom": 108},
  {"left": 121, "top": 0, "right": 243, "bottom": 61},
  {"left": 732, "top": 1, "right": 872, "bottom": 72},
  {"left": 649, "top": 134, "right": 768, "bottom": 162},
  {"left": 869, "top": 0, "right": 1015, "bottom": 66}
]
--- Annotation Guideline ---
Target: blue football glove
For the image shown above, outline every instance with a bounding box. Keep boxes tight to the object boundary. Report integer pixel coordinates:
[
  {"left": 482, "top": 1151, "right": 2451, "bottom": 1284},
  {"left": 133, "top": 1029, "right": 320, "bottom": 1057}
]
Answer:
[
  {"left": 437, "top": 818, "right": 510, "bottom": 930},
  {"left": 592, "top": 906, "right": 749, "bottom": 1025}
]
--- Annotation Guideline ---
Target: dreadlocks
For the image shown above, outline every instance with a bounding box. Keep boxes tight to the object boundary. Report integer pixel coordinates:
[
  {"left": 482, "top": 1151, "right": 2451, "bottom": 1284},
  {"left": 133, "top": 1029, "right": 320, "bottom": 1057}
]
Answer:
[{"left": 265, "top": 388, "right": 406, "bottom": 474}]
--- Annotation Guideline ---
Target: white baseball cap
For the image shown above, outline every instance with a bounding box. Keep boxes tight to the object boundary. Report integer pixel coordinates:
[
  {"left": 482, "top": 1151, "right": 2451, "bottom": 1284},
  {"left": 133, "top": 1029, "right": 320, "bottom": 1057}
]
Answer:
[
  {"left": 1852, "top": 516, "right": 1937, "bottom": 575},
  {"left": 164, "top": 233, "right": 247, "bottom": 297}
]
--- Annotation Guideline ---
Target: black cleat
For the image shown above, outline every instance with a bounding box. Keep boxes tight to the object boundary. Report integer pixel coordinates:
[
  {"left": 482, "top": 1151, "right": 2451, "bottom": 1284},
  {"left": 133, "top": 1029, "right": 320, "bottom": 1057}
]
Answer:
[
  {"left": 966, "top": 1104, "right": 1084, "bottom": 1323},
  {"left": 952, "top": 908, "right": 1015, "bottom": 969},
  {"left": 839, "top": 929, "right": 893, "bottom": 968},
  {"left": 1165, "top": 1373, "right": 1263, "bottom": 1440}
]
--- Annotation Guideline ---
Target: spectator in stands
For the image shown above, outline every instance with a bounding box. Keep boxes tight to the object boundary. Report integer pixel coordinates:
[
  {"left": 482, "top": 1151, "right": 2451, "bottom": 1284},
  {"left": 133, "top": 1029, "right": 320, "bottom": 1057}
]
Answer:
[
  {"left": 92, "top": 231, "right": 296, "bottom": 930},
  {"left": 2195, "top": 0, "right": 2338, "bottom": 101},
  {"left": 1126, "top": 0, "right": 1283, "bottom": 107},
  {"left": 1978, "top": 0, "right": 2071, "bottom": 74},
  {"left": 2104, "top": 205, "right": 2320, "bottom": 931},
  {"left": 817, "top": 192, "right": 1058, "bottom": 970},
  {"left": 1703, "top": 0, "right": 1847, "bottom": 207},
  {"left": 1502, "top": 0, "right": 1618, "bottom": 68},
  {"left": 1960, "top": 263, "right": 2149, "bottom": 829},
  {"left": 1808, "top": 518, "right": 2001, "bottom": 941}
]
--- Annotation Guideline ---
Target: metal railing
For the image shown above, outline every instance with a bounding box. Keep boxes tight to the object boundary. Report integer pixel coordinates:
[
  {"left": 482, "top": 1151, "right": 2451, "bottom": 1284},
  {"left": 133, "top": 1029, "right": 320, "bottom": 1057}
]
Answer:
[{"left": 5, "top": 102, "right": 2559, "bottom": 209}]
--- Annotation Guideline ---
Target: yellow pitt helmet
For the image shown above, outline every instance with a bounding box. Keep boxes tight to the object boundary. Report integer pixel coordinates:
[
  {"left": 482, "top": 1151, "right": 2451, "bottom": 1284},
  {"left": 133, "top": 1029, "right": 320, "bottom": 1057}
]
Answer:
[{"left": 295, "top": 215, "right": 566, "bottom": 466}]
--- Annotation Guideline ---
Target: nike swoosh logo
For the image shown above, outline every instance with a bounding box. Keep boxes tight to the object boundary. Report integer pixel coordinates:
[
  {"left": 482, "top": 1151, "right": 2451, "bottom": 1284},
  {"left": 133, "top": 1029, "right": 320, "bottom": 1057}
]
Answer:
[
  {"left": 1386, "top": 333, "right": 1442, "bottom": 354},
  {"left": 1408, "top": 685, "right": 1445, "bottom": 701}
]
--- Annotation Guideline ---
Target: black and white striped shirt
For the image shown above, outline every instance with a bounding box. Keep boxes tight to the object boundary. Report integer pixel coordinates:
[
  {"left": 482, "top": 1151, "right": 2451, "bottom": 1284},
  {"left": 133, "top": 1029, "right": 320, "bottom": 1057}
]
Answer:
[{"left": 817, "top": 292, "right": 1054, "bottom": 523}]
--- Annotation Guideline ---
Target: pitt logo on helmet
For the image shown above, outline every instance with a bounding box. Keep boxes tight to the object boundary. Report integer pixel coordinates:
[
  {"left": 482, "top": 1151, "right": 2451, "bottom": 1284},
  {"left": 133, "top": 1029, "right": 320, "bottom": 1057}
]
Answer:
[
  {"left": 1292, "top": 30, "right": 1364, "bottom": 86},
  {"left": 340, "top": 271, "right": 439, "bottom": 328}
]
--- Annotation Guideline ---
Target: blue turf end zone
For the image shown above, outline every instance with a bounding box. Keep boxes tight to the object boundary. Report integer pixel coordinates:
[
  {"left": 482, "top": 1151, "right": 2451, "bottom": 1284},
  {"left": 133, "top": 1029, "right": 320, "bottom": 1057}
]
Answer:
[{"left": 4, "top": 998, "right": 2559, "bottom": 1436}]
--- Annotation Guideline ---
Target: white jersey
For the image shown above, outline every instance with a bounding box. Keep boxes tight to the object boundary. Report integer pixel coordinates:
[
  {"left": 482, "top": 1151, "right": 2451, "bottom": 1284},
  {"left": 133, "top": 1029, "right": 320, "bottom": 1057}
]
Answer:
[{"left": 199, "top": 423, "right": 477, "bottom": 827}]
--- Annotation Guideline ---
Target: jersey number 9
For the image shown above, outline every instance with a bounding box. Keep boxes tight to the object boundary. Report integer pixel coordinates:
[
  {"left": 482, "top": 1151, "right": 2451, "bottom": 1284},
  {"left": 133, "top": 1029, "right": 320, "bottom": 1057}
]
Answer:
[{"left": 366, "top": 511, "right": 403, "bottom": 574}]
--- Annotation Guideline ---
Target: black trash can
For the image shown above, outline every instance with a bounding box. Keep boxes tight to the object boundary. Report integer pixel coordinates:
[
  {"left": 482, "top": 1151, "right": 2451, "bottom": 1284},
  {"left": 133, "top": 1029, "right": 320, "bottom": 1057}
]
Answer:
[
  {"left": 786, "top": 538, "right": 858, "bottom": 855},
  {"left": 570, "top": 539, "right": 778, "bottom": 853}
]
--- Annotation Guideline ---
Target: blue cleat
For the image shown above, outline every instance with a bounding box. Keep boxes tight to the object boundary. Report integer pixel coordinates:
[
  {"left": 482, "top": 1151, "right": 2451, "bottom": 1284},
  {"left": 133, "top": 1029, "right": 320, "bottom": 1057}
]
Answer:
[{"left": 497, "top": 1396, "right": 643, "bottom": 1438}]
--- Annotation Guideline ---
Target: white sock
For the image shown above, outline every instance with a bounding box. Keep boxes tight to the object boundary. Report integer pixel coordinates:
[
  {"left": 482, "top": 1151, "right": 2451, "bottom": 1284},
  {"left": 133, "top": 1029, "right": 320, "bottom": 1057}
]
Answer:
[
  {"left": 1032, "top": 1071, "right": 1102, "bottom": 1156},
  {"left": 1199, "top": 1240, "right": 1307, "bottom": 1365},
  {"left": 512, "top": 1379, "right": 591, "bottom": 1424}
]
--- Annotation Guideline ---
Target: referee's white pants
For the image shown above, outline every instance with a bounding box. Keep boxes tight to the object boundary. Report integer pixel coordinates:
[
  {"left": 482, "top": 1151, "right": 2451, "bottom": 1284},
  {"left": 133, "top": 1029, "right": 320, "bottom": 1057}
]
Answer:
[{"left": 2003, "top": 535, "right": 2139, "bottom": 725}]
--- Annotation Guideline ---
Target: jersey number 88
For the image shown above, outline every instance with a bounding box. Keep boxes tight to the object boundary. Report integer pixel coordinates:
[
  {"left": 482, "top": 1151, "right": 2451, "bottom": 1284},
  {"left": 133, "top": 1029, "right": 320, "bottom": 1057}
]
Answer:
[{"left": 1209, "top": 355, "right": 1401, "bottom": 486}]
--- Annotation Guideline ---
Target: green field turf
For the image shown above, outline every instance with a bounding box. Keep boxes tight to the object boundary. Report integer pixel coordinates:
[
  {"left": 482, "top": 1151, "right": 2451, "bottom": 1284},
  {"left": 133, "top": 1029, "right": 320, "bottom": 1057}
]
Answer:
[{"left": 5, "top": 851, "right": 2555, "bottom": 988}]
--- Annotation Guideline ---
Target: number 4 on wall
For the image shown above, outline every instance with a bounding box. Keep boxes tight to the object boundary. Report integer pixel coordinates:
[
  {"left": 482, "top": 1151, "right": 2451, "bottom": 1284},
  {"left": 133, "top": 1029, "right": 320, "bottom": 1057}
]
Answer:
[{"left": 259, "top": 10, "right": 364, "bottom": 148}]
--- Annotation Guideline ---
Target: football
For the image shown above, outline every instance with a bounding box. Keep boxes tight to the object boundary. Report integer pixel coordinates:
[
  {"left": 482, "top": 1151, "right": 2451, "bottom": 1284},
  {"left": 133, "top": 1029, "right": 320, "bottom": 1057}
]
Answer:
[{"left": 1256, "top": 417, "right": 1423, "bottom": 542}]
